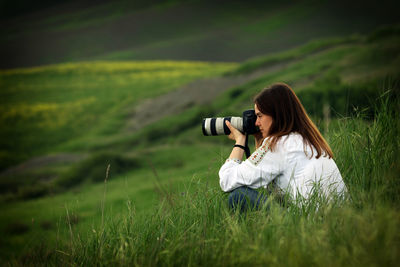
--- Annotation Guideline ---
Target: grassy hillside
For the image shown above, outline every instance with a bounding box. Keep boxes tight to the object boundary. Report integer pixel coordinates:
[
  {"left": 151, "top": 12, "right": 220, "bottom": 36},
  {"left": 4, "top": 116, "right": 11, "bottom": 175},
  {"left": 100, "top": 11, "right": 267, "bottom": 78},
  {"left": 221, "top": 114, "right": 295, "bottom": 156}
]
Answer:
[
  {"left": 0, "top": 60, "right": 237, "bottom": 201},
  {"left": 1, "top": 0, "right": 399, "bottom": 68},
  {"left": 0, "top": 27, "right": 399, "bottom": 263},
  {"left": 0, "top": 61, "right": 236, "bottom": 168},
  {"left": 42, "top": 100, "right": 400, "bottom": 266},
  {"left": 2, "top": 82, "right": 399, "bottom": 265}
]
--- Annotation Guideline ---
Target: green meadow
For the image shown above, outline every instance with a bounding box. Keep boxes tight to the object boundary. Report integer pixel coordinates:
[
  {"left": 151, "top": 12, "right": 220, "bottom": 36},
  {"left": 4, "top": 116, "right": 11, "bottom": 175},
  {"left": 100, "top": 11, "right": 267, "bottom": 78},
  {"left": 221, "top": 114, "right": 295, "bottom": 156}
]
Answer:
[{"left": 0, "top": 23, "right": 399, "bottom": 265}]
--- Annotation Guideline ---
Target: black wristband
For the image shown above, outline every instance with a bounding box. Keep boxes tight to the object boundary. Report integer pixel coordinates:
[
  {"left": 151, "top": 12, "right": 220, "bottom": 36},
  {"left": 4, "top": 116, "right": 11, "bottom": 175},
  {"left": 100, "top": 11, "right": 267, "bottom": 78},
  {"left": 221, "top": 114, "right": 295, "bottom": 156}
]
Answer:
[{"left": 233, "top": 144, "right": 246, "bottom": 150}]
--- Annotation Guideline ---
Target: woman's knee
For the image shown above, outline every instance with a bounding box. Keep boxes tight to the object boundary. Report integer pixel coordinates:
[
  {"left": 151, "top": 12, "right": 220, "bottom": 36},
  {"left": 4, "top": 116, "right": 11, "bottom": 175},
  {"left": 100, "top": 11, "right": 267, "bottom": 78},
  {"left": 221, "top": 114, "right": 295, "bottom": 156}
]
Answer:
[{"left": 228, "top": 186, "right": 257, "bottom": 212}]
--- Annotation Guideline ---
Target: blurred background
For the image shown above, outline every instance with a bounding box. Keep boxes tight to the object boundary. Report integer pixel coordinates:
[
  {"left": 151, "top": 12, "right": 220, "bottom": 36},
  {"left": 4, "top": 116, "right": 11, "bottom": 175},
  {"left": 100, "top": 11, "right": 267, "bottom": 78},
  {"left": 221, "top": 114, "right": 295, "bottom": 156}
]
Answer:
[
  {"left": 1, "top": 0, "right": 399, "bottom": 68},
  {"left": 0, "top": 0, "right": 399, "bottom": 261}
]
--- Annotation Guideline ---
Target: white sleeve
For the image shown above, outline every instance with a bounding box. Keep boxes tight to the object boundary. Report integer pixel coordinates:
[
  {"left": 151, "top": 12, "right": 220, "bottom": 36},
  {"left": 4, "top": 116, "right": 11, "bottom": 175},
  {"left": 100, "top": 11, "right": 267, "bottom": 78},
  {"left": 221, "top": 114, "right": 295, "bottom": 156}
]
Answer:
[{"left": 218, "top": 140, "right": 284, "bottom": 192}]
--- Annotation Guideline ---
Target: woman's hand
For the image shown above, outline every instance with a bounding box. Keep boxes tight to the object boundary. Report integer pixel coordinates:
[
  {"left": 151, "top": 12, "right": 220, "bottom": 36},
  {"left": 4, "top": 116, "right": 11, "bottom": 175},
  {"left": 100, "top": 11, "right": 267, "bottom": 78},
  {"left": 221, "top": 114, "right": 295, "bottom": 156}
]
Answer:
[
  {"left": 225, "top": 121, "right": 246, "bottom": 145},
  {"left": 225, "top": 120, "right": 246, "bottom": 161}
]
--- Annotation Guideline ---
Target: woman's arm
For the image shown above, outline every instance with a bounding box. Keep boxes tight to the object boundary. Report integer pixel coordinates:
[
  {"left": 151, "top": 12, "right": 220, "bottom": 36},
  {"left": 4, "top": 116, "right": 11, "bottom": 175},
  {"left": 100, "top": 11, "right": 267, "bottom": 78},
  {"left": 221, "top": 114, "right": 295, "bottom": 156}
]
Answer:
[
  {"left": 219, "top": 132, "right": 284, "bottom": 192},
  {"left": 219, "top": 141, "right": 282, "bottom": 192},
  {"left": 225, "top": 121, "right": 246, "bottom": 161}
]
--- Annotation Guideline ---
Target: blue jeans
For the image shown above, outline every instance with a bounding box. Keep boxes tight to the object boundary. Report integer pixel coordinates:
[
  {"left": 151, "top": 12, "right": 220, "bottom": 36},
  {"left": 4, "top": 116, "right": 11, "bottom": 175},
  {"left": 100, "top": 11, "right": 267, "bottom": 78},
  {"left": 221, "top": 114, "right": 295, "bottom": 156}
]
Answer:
[{"left": 228, "top": 186, "right": 268, "bottom": 213}]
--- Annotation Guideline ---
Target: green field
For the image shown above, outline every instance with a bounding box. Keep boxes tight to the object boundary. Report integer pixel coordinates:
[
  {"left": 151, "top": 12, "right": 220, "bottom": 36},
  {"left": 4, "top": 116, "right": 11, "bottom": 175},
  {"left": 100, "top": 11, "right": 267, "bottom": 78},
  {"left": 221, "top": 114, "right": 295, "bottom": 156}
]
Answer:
[
  {"left": 0, "top": 12, "right": 400, "bottom": 266},
  {"left": 0, "top": 61, "right": 236, "bottom": 168}
]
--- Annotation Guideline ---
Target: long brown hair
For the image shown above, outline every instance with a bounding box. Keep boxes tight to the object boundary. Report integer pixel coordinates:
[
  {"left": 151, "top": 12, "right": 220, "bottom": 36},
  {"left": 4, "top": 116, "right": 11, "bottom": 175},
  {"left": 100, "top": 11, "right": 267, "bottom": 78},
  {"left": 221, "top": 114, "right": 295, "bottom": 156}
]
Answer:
[{"left": 253, "top": 82, "right": 333, "bottom": 158}]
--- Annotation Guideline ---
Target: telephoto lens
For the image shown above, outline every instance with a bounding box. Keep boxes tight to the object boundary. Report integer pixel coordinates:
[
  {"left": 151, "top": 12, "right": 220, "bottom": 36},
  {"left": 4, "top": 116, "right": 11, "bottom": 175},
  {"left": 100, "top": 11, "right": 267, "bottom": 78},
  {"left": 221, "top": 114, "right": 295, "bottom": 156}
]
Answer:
[
  {"left": 202, "top": 117, "right": 243, "bottom": 136},
  {"left": 202, "top": 110, "right": 259, "bottom": 136}
]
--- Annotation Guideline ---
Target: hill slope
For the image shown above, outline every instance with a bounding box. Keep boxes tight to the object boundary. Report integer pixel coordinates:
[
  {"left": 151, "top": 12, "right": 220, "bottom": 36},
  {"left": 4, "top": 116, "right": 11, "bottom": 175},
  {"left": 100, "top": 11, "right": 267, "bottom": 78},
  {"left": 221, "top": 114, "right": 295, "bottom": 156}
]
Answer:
[
  {"left": 1, "top": 0, "right": 399, "bottom": 68},
  {"left": 0, "top": 27, "right": 399, "bottom": 262},
  {"left": 1, "top": 27, "right": 399, "bottom": 198}
]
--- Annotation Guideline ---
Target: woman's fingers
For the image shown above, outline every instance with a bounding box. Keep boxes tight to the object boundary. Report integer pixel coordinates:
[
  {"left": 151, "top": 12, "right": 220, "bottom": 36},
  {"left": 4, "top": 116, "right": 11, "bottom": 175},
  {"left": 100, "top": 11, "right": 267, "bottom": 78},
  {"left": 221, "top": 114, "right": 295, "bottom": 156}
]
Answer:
[
  {"left": 225, "top": 120, "right": 233, "bottom": 129},
  {"left": 225, "top": 120, "right": 245, "bottom": 142},
  {"left": 225, "top": 121, "right": 236, "bottom": 140},
  {"left": 225, "top": 120, "right": 238, "bottom": 132}
]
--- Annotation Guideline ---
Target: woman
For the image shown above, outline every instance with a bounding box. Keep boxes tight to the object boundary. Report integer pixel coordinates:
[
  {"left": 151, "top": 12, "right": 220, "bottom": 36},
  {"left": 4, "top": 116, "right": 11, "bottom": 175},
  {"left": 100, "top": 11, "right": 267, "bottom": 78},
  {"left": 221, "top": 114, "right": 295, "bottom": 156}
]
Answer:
[{"left": 219, "top": 83, "right": 346, "bottom": 211}]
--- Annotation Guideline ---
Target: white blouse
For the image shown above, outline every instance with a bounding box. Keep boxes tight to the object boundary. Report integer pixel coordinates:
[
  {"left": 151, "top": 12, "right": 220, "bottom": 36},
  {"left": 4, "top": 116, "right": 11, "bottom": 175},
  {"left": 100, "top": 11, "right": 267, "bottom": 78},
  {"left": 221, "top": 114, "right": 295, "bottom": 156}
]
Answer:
[{"left": 219, "top": 133, "right": 347, "bottom": 200}]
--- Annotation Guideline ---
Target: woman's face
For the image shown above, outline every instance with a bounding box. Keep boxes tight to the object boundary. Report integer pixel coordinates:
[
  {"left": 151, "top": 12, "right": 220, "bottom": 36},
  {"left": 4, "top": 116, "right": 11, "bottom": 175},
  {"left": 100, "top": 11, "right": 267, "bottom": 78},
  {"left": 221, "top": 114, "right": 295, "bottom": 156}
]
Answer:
[{"left": 254, "top": 104, "right": 273, "bottom": 138}]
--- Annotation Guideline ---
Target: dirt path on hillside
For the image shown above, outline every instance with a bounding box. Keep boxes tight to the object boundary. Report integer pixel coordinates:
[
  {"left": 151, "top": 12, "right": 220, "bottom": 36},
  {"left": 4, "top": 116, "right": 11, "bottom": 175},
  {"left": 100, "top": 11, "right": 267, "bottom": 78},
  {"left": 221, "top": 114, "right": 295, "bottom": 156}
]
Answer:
[
  {"left": 125, "top": 47, "right": 339, "bottom": 131},
  {"left": 125, "top": 63, "right": 288, "bottom": 131},
  {"left": 1, "top": 62, "right": 288, "bottom": 177}
]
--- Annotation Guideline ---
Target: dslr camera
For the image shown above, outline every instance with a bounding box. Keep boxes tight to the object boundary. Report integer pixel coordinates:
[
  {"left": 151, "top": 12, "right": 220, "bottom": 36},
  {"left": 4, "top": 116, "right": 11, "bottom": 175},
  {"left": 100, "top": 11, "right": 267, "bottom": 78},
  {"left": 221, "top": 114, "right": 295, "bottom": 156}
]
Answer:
[{"left": 202, "top": 110, "right": 259, "bottom": 136}]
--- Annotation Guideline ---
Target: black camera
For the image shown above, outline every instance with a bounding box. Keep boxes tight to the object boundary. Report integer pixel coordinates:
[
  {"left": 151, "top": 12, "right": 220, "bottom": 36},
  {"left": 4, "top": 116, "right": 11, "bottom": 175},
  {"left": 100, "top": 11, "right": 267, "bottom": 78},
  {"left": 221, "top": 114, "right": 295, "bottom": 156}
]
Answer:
[{"left": 202, "top": 110, "right": 259, "bottom": 136}]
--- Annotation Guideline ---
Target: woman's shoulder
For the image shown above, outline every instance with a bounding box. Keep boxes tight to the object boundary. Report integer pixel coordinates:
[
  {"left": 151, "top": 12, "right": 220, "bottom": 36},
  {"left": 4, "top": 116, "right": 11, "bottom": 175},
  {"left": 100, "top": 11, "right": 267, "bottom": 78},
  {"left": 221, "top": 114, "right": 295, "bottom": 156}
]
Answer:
[
  {"left": 279, "top": 132, "right": 320, "bottom": 158},
  {"left": 261, "top": 132, "right": 305, "bottom": 152},
  {"left": 277, "top": 132, "right": 304, "bottom": 147}
]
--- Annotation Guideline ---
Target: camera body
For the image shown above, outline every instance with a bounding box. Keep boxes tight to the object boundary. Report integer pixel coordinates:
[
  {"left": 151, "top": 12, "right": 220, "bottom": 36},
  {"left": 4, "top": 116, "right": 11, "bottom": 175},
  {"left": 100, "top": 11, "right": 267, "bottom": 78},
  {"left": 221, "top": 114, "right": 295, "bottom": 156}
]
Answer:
[{"left": 202, "top": 110, "right": 259, "bottom": 136}]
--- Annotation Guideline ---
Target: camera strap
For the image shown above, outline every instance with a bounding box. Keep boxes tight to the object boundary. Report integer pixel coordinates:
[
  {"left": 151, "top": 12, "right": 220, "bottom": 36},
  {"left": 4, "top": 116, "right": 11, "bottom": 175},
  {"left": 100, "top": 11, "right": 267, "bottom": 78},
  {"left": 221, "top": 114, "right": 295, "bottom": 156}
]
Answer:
[
  {"left": 233, "top": 135, "right": 251, "bottom": 159},
  {"left": 244, "top": 134, "right": 251, "bottom": 159}
]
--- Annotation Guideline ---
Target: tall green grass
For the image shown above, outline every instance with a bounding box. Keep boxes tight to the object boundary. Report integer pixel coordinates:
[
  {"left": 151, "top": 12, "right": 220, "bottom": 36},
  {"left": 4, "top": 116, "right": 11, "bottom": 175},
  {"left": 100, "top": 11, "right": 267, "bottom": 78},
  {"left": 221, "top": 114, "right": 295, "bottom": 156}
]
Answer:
[
  {"left": 14, "top": 90, "right": 399, "bottom": 266},
  {"left": 2, "top": 30, "right": 399, "bottom": 264},
  {"left": 331, "top": 89, "right": 400, "bottom": 206}
]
